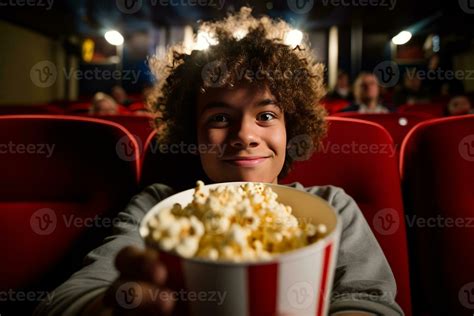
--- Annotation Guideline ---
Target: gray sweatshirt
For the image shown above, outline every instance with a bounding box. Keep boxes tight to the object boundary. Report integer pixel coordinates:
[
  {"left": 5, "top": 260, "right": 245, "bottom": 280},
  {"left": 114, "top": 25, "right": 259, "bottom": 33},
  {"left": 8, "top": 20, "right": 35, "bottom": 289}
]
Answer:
[{"left": 33, "top": 182, "right": 404, "bottom": 316}]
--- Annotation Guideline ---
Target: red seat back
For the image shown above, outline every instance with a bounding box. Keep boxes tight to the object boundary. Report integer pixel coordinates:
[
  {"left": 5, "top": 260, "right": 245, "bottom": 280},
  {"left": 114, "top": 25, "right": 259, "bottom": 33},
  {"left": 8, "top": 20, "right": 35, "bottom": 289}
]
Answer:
[
  {"left": 398, "top": 103, "right": 445, "bottom": 117},
  {"left": 321, "top": 98, "right": 351, "bottom": 114},
  {"left": 400, "top": 114, "right": 474, "bottom": 315},
  {"left": 0, "top": 115, "right": 140, "bottom": 290},
  {"left": 332, "top": 112, "right": 434, "bottom": 149},
  {"left": 84, "top": 114, "right": 154, "bottom": 155},
  {"left": 140, "top": 132, "right": 209, "bottom": 192},
  {"left": 281, "top": 117, "right": 412, "bottom": 315},
  {"left": 0, "top": 105, "right": 63, "bottom": 115}
]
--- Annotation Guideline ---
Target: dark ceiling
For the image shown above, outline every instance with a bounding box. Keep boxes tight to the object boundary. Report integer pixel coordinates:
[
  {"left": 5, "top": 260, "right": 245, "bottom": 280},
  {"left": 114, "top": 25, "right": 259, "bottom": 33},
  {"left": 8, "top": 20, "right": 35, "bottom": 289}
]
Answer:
[{"left": 0, "top": 0, "right": 473, "bottom": 40}]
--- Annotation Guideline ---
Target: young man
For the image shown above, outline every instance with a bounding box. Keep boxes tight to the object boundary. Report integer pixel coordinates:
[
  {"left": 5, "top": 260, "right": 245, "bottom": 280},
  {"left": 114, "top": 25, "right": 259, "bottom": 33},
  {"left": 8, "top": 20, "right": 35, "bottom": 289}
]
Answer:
[
  {"left": 341, "top": 73, "right": 390, "bottom": 114},
  {"left": 35, "top": 8, "right": 403, "bottom": 316}
]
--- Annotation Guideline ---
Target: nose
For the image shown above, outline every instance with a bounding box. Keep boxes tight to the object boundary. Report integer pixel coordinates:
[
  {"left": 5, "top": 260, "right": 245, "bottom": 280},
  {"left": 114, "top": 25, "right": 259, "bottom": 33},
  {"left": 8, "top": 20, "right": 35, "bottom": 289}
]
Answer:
[{"left": 229, "top": 117, "right": 260, "bottom": 149}]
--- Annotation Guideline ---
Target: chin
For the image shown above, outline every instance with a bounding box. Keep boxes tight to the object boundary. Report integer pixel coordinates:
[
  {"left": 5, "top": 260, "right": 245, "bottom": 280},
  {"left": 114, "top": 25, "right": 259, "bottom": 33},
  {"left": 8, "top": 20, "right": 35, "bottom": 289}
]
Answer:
[{"left": 218, "top": 169, "right": 275, "bottom": 183}]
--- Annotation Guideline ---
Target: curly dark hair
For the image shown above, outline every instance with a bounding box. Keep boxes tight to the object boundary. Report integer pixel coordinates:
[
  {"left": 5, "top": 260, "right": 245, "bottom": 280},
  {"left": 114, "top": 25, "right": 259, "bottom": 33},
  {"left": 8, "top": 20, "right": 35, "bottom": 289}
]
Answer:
[{"left": 147, "top": 7, "right": 327, "bottom": 178}]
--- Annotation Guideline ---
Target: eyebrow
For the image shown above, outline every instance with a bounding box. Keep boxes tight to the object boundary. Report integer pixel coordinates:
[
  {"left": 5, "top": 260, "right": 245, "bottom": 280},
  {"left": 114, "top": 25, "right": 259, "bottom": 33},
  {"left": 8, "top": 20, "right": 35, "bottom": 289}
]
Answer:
[{"left": 200, "top": 98, "right": 280, "bottom": 114}]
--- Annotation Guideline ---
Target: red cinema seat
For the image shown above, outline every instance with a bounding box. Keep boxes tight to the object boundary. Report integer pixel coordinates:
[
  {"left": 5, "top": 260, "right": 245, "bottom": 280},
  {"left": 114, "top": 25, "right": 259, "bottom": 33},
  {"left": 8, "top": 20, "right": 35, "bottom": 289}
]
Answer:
[
  {"left": 85, "top": 114, "right": 154, "bottom": 155},
  {"left": 0, "top": 105, "right": 61, "bottom": 115},
  {"left": 400, "top": 114, "right": 474, "bottom": 316},
  {"left": 140, "top": 131, "right": 209, "bottom": 192},
  {"left": 66, "top": 102, "right": 91, "bottom": 114},
  {"left": 0, "top": 115, "right": 140, "bottom": 291},
  {"left": 128, "top": 101, "right": 147, "bottom": 113},
  {"left": 332, "top": 112, "right": 434, "bottom": 152},
  {"left": 281, "top": 117, "right": 412, "bottom": 315},
  {"left": 321, "top": 98, "right": 351, "bottom": 114},
  {"left": 398, "top": 103, "right": 445, "bottom": 117}
]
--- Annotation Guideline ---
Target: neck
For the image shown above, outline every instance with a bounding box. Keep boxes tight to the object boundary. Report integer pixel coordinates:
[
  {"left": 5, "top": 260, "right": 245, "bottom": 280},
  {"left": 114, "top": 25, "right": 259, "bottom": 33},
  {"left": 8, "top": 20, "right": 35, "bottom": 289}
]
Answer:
[{"left": 360, "top": 98, "right": 378, "bottom": 108}]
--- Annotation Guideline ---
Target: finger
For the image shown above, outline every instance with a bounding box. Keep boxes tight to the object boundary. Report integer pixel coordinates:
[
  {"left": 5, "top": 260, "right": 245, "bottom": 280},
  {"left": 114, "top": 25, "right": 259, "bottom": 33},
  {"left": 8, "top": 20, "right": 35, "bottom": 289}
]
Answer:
[
  {"left": 104, "top": 280, "right": 175, "bottom": 316},
  {"left": 115, "top": 246, "right": 167, "bottom": 285}
]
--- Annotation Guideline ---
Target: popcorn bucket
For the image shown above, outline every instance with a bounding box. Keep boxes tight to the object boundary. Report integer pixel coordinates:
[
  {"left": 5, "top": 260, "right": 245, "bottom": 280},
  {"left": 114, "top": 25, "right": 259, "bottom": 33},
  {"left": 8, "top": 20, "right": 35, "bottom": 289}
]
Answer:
[{"left": 140, "top": 182, "right": 342, "bottom": 316}]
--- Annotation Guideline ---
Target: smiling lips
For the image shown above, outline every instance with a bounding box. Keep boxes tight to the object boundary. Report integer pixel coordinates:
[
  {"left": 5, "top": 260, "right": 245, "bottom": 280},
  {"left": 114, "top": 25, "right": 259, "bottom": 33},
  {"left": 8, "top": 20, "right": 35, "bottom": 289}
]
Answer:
[{"left": 222, "top": 156, "right": 270, "bottom": 167}]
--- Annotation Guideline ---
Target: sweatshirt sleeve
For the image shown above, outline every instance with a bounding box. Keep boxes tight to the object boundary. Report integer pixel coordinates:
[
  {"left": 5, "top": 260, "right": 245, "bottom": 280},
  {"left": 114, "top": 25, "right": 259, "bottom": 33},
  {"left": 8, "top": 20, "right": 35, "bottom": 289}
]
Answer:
[
  {"left": 33, "top": 183, "right": 175, "bottom": 316},
  {"left": 304, "top": 184, "right": 404, "bottom": 316}
]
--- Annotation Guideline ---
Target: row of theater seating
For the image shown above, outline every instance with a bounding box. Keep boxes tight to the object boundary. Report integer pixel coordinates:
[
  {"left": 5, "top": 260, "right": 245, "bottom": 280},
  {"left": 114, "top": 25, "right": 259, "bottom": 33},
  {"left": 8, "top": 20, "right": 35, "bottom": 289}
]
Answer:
[
  {"left": 1, "top": 114, "right": 473, "bottom": 315},
  {"left": 0, "top": 101, "right": 147, "bottom": 116},
  {"left": 0, "top": 100, "right": 446, "bottom": 116},
  {"left": 322, "top": 99, "right": 448, "bottom": 117}
]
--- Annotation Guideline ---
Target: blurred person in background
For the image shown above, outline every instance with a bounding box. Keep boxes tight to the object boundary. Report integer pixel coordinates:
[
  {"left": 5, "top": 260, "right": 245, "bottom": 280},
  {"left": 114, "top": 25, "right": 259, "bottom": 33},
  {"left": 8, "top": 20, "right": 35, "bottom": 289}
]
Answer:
[
  {"left": 90, "top": 92, "right": 119, "bottom": 115},
  {"left": 111, "top": 85, "right": 133, "bottom": 106},
  {"left": 445, "top": 95, "right": 473, "bottom": 116},
  {"left": 422, "top": 54, "right": 465, "bottom": 100},
  {"left": 393, "top": 69, "right": 430, "bottom": 107},
  {"left": 341, "top": 72, "right": 391, "bottom": 113},
  {"left": 327, "top": 70, "right": 353, "bottom": 101}
]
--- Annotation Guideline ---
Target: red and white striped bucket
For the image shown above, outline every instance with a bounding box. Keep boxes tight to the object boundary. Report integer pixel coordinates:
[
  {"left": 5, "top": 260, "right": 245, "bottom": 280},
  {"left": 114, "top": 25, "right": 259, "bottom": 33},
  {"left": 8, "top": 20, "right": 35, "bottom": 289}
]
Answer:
[{"left": 140, "top": 182, "right": 342, "bottom": 316}]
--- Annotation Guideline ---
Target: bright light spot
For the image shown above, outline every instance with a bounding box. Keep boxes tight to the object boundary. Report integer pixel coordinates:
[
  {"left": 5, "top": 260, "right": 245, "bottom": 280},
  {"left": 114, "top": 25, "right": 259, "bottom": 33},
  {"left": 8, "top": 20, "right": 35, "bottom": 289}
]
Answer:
[
  {"left": 392, "top": 31, "right": 412, "bottom": 45},
  {"left": 233, "top": 29, "right": 248, "bottom": 41},
  {"left": 399, "top": 117, "right": 408, "bottom": 126},
  {"left": 195, "top": 31, "right": 218, "bottom": 50},
  {"left": 104, "top": 30, "right": 124, "bottom": 46},
  {"left": 284, "top": 29, "right": 303, "bottom": 48}
]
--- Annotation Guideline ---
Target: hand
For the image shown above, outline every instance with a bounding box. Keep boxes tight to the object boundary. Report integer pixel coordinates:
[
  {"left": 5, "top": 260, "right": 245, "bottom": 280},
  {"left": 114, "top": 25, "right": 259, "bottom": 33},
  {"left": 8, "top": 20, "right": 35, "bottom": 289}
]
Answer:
[{"left": 82, "top": 246, "right": 175, "bottom": 315}]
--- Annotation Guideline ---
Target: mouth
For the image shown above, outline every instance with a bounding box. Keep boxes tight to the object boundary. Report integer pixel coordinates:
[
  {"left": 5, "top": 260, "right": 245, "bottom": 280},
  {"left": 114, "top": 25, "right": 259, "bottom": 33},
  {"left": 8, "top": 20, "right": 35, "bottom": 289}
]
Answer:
[{"left": 222, "top": 156, "right": 270, "bottom": 167}]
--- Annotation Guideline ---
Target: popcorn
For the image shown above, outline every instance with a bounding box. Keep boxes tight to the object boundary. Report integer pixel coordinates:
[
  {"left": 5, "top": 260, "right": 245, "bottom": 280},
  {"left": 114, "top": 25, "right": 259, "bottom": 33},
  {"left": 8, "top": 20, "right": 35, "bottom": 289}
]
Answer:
[{"left": 145, "top": 181, "right": 328, "bottom": 261}]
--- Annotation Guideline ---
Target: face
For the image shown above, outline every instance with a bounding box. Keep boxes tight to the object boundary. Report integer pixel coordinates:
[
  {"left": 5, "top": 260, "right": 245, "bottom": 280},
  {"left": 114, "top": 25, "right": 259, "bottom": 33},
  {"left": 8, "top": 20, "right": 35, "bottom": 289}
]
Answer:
[
  {"left": 96, "top": 99, "right": 118, "bottom": 115},
  {"left": 196, "top": 83, "right": 286, "bottom": 184},
  {"left": 337, "top": 74, "right": 349, "bottom": 89},
  {"left": 356, "top": 74, "right": 379, "bottom": 101},
  {"left": 448, "top": 96, "right": 471, "bottom": 115},
  {"left": 112, "top": 87, "right": 127, "bottom": 103}
]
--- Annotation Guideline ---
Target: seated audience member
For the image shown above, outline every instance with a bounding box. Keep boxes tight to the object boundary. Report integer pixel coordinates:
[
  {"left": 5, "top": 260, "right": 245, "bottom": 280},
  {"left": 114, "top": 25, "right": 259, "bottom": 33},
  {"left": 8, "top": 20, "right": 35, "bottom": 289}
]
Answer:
[
  {"left": 90, "top": 92, "right": 119, "bottom": 115},
  {"left": 327, "top": 71, "right": 353, "bottom": 101},
  {"left": 111, "top": 85, "right": 133, "bottom": 106},
  {"left": 393, "top": 69, "right": 430, "bottom": 107},
  {"left": 341, "top": 73, "right": 391, "bottom": 113},
  {"left": 445, "top": 95, "right": 473, "bottom": 116}
]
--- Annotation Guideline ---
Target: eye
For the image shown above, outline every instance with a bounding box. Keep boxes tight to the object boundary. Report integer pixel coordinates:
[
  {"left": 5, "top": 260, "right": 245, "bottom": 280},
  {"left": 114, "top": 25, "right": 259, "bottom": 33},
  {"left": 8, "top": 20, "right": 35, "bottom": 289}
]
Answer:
[
  {"left": 207, "top": 113, "right": 230, "bottom": 126},
  {"left": 257, "top": 112, "right": 276, "bottom": 122}
]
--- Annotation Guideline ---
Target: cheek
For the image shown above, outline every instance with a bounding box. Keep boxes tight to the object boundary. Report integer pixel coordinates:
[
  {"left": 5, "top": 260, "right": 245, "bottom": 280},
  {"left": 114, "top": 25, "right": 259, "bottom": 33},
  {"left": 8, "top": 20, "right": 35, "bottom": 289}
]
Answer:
[
  {"left": 198, "top": 127, "right": 228, "bottom": 146},
  {"left": 267, "top": 125, "right": 287, "bottom": 156}
]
